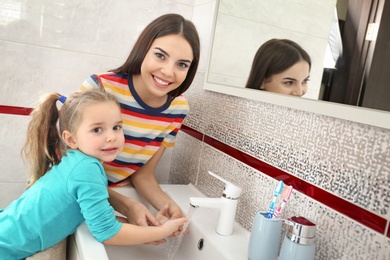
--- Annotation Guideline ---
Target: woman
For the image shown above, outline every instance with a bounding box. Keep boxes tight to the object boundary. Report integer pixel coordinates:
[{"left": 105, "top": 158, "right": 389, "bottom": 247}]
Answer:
[
  {"left": 245, "top": 39, "right": 311, "bottom": 97},
  {"left": 81, "top": 13, "right": 200, "bottom": 243}
]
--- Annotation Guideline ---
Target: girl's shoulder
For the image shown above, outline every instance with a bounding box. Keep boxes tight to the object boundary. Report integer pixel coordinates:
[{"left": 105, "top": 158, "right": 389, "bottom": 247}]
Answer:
[
  {"left": 64, "top": 150, "right": 101, "bottom": 167},
  {"left": 63, "top": 150, "right": 105, "bottom": 178}
]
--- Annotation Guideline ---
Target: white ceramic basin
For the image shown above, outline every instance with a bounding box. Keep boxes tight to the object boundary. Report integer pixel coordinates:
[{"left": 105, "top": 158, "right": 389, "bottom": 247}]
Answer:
[{"left": 68, "top": 184, "right": 250, "bottom": 260}]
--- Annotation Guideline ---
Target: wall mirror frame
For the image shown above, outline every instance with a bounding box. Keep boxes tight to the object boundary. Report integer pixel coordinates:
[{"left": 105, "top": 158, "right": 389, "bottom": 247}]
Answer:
[{"left": 203, "top": 0, "right": 390, "bottom": 130}]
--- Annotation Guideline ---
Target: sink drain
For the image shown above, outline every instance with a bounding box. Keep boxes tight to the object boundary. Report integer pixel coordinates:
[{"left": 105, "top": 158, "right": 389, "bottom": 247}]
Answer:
[{"left": 197, "top": 238, "right": 204, "bottom": 251}]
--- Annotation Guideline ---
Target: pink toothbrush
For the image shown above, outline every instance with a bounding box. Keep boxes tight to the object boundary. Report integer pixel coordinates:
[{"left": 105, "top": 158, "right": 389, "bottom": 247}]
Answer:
[{"left": 273, "top": 185, "right": 293, "bottom": 218}]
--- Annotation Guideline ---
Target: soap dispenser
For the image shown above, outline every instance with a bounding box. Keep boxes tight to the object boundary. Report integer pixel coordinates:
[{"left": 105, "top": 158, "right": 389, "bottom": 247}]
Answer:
[{"left": 278, "top": 216, "right": 317, "bottom": 260}]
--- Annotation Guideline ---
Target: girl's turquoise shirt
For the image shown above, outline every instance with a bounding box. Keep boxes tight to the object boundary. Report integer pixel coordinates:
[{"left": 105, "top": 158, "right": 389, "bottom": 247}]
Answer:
[{"left": 0, "top": 150, "right": 121, "bottom": 259}]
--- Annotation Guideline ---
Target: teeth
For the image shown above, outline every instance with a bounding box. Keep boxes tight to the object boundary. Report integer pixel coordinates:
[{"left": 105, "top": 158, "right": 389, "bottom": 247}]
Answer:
[{"left": 154, "top": 76, "right": 169, "bottom": 86}]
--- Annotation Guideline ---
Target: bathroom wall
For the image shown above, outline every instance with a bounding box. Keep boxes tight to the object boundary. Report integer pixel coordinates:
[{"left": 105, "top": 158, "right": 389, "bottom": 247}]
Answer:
[{"left": 0, "top": 0, "right": 214, "bottom": 206}]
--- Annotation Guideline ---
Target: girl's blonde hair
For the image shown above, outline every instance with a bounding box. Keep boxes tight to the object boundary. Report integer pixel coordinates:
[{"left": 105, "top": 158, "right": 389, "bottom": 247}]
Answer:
[{"left": 22, "top": 89, "right": 119, "bottom": 187}]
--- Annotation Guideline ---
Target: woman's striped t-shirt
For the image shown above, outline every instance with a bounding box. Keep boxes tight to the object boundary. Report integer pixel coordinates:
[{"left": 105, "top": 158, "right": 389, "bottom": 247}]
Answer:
[{"left": 81, "top": 72, "right": 189, "bottom": 185}]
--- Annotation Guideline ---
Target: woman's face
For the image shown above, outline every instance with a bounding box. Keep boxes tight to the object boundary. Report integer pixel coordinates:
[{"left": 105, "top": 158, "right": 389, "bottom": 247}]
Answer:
[
  {"left": 134, "top": 34, "right": 193, "bottom": 107},
  {"left": 261, "top": 60, "right": 310, "bottom": 97}
]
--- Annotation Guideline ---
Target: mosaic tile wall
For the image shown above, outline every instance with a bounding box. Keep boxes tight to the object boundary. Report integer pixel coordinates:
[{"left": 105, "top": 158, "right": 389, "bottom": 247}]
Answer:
[{"left": 169, "top": 71, "right": 390, "bottom": 260}]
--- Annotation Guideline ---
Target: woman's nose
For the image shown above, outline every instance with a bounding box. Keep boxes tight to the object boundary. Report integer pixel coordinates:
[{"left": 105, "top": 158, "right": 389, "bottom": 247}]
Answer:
[
  {"left": 161, "top": 63, "right": 174, "bottom": 77},
  {"left": 292, "top": 85, "right": 305, "bottom": 96}
]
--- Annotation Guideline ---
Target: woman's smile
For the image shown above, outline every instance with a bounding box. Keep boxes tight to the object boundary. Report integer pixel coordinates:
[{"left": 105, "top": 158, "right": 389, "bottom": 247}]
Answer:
[{"left": 153, "top": 75, "right": 171, "bottom": 88}]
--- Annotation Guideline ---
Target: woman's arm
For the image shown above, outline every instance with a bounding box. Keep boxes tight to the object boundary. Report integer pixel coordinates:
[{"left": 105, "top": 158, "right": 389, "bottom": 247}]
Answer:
[
  {"left": 130, "top": 146, "right": 184, "bottom": 220},
  {"left": 107, "top": 188, "right": 160, "bottom": 227}
]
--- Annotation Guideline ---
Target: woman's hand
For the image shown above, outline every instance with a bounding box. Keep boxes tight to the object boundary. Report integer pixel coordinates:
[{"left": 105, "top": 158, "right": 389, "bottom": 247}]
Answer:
[
  {"left": 156, "top": 204, "right": 190, "bottom": 237},
  {"left": 108, "top": 188, "right": 166, "bottom": 245},
  {"left": 125, "top": 200, "right": 159, "bottom": 226},
  {"left": 127, "top": 202, "right": 167, "bottom": 245}
]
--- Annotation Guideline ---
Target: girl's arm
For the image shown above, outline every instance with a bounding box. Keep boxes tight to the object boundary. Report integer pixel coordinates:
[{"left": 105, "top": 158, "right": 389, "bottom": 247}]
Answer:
[{"left": 103, "top": 217, "right": 188, "bottom": 245}]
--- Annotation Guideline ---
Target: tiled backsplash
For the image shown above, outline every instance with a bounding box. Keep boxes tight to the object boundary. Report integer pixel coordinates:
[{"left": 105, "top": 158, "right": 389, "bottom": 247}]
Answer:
[{"left": 169, "top": 71, "right": 390, "bottom": 259}]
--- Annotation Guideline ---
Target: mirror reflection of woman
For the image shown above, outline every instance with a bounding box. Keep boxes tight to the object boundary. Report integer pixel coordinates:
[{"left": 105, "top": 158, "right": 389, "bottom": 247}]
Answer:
[{"left": 245, "top": 39, "right": 311, "bottom": 97}]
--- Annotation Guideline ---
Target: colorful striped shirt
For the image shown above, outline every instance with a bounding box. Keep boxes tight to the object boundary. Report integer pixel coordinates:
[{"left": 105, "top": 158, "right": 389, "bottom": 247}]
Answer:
[{"left": 81, "top": 72, "right": 189, "bottom": 185}]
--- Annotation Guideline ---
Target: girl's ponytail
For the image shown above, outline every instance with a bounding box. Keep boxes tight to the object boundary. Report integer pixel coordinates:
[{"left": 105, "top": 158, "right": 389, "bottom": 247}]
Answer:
[{"left": 22, "top": 93, "right": 65, "bottom": 187}]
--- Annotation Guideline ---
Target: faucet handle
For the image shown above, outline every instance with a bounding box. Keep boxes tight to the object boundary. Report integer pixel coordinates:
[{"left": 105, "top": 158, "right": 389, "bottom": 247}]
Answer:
[{"left": 208, "top": 171, "right": 242, "bottom": 199}]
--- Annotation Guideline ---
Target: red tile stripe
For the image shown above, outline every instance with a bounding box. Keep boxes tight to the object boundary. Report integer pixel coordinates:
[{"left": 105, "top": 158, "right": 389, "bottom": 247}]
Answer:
[
  {"left": 180, "top": 124, "right": 203, "bottom": 141},
  {"left": 0, "top": 105, "right": 32, "bottom": 116},
  {"left": 181, "top": 124, "right": 388, "bottom": 235}
]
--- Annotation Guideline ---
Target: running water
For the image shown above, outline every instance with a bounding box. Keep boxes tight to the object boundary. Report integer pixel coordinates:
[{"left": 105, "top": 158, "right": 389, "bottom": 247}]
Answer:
[{"left": 166, "top": 205, "right": 197, "bottom": 260}]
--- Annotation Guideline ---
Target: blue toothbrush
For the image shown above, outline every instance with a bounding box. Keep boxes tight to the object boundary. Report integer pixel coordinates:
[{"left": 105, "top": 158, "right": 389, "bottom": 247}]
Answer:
[{"left": 267, "top": 180, "right": 284, "bottom": 219}]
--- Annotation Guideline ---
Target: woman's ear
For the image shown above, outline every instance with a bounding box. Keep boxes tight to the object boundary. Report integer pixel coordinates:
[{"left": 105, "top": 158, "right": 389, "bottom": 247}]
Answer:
[{"left": 62, "top": 130, "right": 78, "bottom": 149}]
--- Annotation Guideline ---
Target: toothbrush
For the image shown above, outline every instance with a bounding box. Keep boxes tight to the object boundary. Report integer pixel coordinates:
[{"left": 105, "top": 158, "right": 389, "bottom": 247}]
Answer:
[
  {"left": 266, "top": 180, "right": 284, "bottom": 219},
  {"left": 273, "top": 185, "right": 293, "bottom": 218}
]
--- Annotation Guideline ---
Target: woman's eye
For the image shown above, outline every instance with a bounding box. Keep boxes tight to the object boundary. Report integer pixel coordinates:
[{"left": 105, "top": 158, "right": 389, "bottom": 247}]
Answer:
[
  {"left": 284, "top": 81, "right": 293, "bottom": 86},
  {"left": 178, "top": 62, "right": 190, "bottom": 69},
  {"left": 155, "top": 53, "right": 165, "bottom": 60}
]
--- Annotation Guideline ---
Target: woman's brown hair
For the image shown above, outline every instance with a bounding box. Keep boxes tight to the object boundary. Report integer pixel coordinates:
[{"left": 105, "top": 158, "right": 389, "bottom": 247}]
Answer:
[{"left": 245, "top": 39, "right": 311, "bottom": 90}]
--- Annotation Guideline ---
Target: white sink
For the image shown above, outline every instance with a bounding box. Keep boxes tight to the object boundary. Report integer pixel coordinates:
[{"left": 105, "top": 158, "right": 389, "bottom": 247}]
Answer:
[{"left": 68, "top": 184, "right": 250, "bottom": 260}]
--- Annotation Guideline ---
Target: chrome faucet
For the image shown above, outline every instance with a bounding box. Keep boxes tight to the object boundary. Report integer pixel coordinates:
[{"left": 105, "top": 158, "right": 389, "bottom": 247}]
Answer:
[{"left": 189, "top": 171, "right": 242, "bottom": 236}]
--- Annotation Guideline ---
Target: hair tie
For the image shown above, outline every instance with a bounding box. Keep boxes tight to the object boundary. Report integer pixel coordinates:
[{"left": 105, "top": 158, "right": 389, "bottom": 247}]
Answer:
[{"left": 59, "top": 95, "right": 67, "bottom": 104}]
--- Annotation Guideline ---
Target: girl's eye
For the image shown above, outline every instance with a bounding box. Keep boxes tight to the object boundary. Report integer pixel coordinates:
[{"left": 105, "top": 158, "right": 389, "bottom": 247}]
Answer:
[
  {"left": 92, "top": 128, "right": 102, "bottom": 133},
  {"left": 284, "top": 81, "right": 293, "bottom": 86},
  {"left": 113, "top": 125, "right": 122, "bottom": 131}
]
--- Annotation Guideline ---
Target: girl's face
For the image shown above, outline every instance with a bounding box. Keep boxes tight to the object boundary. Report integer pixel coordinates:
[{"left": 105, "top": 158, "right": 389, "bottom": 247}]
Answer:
[
  {"left": 133, "top": 34, "right": 193, "bottom": 107},
  {"left": 261, "top": 60, "right": 310, "bottom": 97},
  {"left": 64, "top": 101, "right": 124, "bottom": 162}
]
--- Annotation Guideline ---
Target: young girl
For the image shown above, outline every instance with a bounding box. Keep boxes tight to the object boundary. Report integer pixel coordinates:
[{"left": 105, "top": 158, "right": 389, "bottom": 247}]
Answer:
[
  {"left": 245, "top": 38, "right": 311, "bottom": 97},
  {"left": 0, "top": 89, "right": 187, "bottom": 259},
  {"left": 80, "top": 13, "right": 200, "bottom": 239}
]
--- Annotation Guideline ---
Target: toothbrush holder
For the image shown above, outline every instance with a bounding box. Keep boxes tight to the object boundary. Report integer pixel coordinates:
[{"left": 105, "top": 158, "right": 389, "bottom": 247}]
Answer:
[{"left": 248, "top": 211, "right": 282, "bottom": 260}]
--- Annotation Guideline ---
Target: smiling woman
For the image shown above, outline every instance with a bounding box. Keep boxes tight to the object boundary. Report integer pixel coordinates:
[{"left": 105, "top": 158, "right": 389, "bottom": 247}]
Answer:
[{"left": 80, "top": 13, "right": 201, "bottom": 244}]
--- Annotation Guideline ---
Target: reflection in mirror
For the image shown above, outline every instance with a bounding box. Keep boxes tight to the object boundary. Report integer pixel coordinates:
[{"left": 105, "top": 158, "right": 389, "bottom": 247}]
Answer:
[
  {"left": 204, "top": 0, "right": 390, "bottom": 129},
  {"left": 245, "top": 39, "right": 311, "bottom": 97},
  {"left": 207, "top": 0, "right": 334, "bottom": 99}
]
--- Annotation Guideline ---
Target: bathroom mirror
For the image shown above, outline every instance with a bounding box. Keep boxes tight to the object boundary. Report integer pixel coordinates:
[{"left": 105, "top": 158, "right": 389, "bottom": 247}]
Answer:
[{"left": 204, "top": 0, "right": 390, "bottom": 129}]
